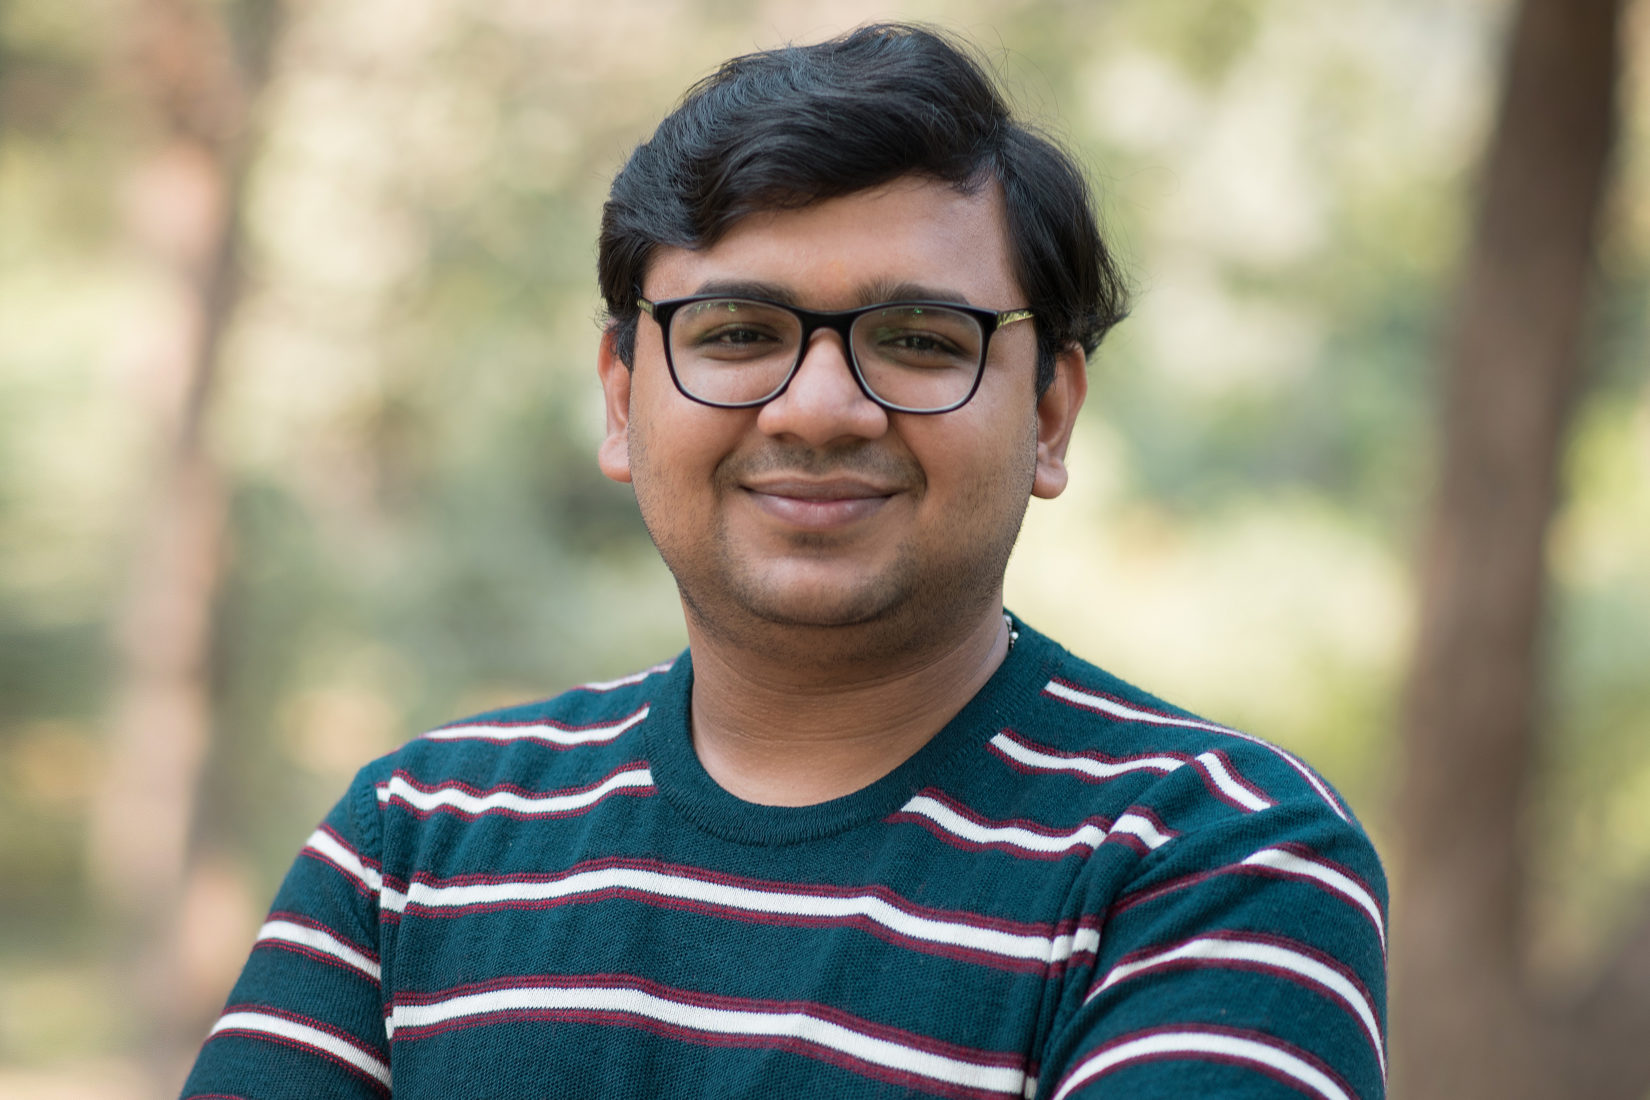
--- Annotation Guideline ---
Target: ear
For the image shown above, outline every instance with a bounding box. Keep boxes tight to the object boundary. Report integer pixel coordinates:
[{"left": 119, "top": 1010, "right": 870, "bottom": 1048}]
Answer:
[
  {"left": 1031, "top": 342, "right": 1088, "bottom": 500},
  {"left": 596, "top": 326, "right": 634, "bottom": 484}
]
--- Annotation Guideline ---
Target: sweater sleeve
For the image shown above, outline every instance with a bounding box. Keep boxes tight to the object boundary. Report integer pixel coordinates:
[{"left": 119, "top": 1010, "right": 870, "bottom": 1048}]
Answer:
[
  {"left": 180, "top": 767, "right": 392, "bottom": 1099},
  {"left": 1039, "top": 784, "right": 1389, "bottom": 1100}
]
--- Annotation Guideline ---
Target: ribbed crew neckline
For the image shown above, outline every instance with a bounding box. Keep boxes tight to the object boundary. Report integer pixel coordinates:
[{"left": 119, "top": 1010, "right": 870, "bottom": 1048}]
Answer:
[{"left": 641, "top": 615, "right": 1060, "bottom": 847}]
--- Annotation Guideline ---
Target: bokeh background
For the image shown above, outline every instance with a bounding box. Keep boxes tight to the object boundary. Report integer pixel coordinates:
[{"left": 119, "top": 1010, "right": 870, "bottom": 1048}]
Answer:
[{"left": 2, "top": 0, "right": 1646, "bottom": 1096}]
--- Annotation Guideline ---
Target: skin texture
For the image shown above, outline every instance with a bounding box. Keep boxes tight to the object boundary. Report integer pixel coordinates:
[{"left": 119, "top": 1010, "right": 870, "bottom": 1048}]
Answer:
[{"left": 597, "top": 176, "right": 1087, "bottom": 805}]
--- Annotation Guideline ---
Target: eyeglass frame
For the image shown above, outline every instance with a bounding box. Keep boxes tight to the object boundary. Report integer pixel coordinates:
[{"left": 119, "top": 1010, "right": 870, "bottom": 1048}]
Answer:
[{"left": 634, "top": 294, "right": 1036, "bottom": 415}]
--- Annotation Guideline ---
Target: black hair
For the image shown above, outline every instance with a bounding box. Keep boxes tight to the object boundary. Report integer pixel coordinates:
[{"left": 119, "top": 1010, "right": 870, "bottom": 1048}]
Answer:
[{"left": 597, "top": 23, "right": 1129, "bottom": 393}]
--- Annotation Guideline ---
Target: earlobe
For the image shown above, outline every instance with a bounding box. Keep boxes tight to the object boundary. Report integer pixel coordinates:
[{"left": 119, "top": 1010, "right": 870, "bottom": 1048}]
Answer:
[
  {"left": 1031, "top": 343, "right": 1088, "bottom": 500},
  {"left": 596, "top": 327, "right": 634, "bottom": 484}
]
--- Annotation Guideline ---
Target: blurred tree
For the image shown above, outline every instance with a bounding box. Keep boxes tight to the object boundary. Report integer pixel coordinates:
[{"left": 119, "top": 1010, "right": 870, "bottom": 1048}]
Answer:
[
  {"left": 83, "top": 0, "right": 283, "bottom": 1091},
  {"left": 1392, "top": 0, "right": 1646, "bottom": 1097}
]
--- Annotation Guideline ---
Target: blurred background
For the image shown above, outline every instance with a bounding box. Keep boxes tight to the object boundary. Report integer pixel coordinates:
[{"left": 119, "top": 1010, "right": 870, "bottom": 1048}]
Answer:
[{"left": 1, "top": 0, "right": 1646, "bottom": 1097}]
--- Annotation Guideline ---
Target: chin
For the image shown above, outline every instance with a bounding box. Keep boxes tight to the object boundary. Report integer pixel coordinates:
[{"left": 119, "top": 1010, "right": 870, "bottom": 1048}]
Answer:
[
  {"left": 730, "top": 575, "right": 911, "bottom": 631},
  {"left": 670, "top": 551, "right": 922, "bottom": 638}
]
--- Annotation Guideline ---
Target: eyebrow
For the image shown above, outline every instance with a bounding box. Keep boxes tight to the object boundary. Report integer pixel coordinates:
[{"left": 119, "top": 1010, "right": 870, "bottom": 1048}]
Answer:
[{"left": 688, "top": 278, "right": 977, "bottom": 308}]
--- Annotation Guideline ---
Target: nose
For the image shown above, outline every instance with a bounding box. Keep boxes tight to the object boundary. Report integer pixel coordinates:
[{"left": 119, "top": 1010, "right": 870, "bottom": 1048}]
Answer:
[{"left": 755, "top": 330, "right": 889, "bottom": 446}]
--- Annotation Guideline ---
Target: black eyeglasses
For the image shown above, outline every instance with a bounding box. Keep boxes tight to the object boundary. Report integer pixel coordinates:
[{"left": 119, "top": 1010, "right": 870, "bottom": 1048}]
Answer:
[{"left": 636, "top": 294, "right": 1034, "bottom": 414}]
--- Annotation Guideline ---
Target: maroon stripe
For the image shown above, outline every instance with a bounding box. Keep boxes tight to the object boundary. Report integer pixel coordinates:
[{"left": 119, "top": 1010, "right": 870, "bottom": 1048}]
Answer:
[
  {"left": 391, "top": 973, "right": 1023, "bottom": 1068},
  {"left": 1042, "top": 677, "right": 1353, "bottom": 821},
  {"left": 403, "top": 891, "right": 1085, "bottom": 974},
  {"left": 377, "top": 764, "right": 656, "bottom": 821},
  {"left": 429, "top": 703, "right": 648, "bottom": 733},
  {"left": 906, "top": 788, "right": 1117, "bottom": 840},
  {"left": 212, "top": 1004, "right": 388, "bottom": 1089},
  {"left": 414, "top": 1006, "right": 1017, "bottom": 1100},
  {"left": 1268, "top": 842, "right": 1380, "bottom": 901},
  {"left": 1102, "top": 930, "right": 1377, "bottom": 1011},
  {"left": 989, "top": 728, "right": 1190, "bottom": 773},
  {"left": 263, "top": 910, "right": 379, "bottom": 964},
  {"left": 393, "top": 858, "right": 1092, "bottom": 971},
  {"left": 1110, "top": 849, "right": 1383, "bottom": 947},
  {"left": 1189, "top": 752, "right": 1271, "bottom": 812},
  {"left": 1202, "top": 750, "right": 1271, "bottom": 803},
  {"left": 209, "top": 1029, "right": 389, "bottom": 1094},
  {"left": 401, "top": 856, "right": 1055, "bottom": 936},
  {"left": 1057, "top": 1023, "right": 1352, "bottom": 1099},
  {"left": 378, "top": 763, "right": 645, "bottom": 800},
  {"left": 300, "top": 826, "right": 380, "bottom": 899},
  {"left": 1042, "top": 678, "right": 1223, "bottom": 727},
  {"left": 253, "top": 940, "right": 376, "bottom": 979},
  {"left": 888, "top": 816, "right": 1101, "bottom": 861}
]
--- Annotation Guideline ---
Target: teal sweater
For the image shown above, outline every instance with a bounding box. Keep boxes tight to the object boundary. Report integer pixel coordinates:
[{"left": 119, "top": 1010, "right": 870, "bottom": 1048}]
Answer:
[{"left": 183, "top": 621, "right": 1387, "bottom": 1099}]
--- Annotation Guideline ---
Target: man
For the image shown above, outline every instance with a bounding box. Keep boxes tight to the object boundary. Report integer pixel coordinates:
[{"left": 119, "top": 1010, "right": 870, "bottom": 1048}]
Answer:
[{"left": 184, "top": 24, "right": 1386, "bottom": 1100}]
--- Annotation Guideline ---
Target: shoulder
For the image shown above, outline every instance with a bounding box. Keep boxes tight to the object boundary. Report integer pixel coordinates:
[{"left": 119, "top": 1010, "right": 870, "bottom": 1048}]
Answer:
[
  {"left": 348, "top": 655, "right": 680, "bottom": 808},
  {"left": 1016, "top": 632, "right": 1371, "bottom": 830},
  {"left": 985, "top": 630, "right": 1390, "bottom": 1100},
  {"left": 1007, "top": 626, "right": 1385, "bottom": 906}
]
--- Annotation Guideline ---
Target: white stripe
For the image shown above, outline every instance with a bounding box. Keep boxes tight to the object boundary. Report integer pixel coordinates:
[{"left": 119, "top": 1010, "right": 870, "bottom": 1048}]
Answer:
[
  {"left": 578, "top": 661, "right": 673, "bottom": 692},
  {"left": 1110, "top": 811, "right": 1174, "bottom": 850},
  {"left": 424, "top": 705, "right": 649, "bottom": 746},
  {"left": 1051, "top": 1030, "right": 1349, "bottom": 1100},
  {"left": 1199, "top": 728, "right": 1351, "bottom": 823},
  {"left": 1194, "top": 751, "right": 1274, "bottom": 812},
  {"left": 304, "top": 828, "right": 382, "bottom": 894},
  {"left": 1044, "top": 681, "right": 1352, "bottom": 821},
  {"left": 1092, "top": 937, "right": 1384, "bottom": 1078},
  {"left": 211, "top": 1010, "right": 390, "bottom": 1086},
  {"left": 1049, "top": 926, "right": 1104, "bottom": 962},
  {"left": 1043, "top": 681, "right": 1235, "bottom": 734},
  {"left": 387, "top": 984, "right": 1025, "bottom": 1096},
  {"left": 900, "top": 796, "right": 1107, "bottom": 856},
  {"left": 376, "top": 766, "right": 653, "bottom": 817},
  {"left": 388, "top": 864, "right": 1089, "bottom": 966},
  {"left": 257, "top": 919, "right": 381, "bottom": 981},
  {"left": 988, "top": 732, "right": 1185, "bottom": 780},
  {"left": 1241, "top": 848, "right": 1386, "bottom": 953}
]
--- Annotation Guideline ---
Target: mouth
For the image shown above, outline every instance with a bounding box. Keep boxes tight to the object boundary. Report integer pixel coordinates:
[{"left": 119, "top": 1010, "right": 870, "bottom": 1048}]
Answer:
[{"left": 740, "top": 476, "right": 900, "bottom": 530}]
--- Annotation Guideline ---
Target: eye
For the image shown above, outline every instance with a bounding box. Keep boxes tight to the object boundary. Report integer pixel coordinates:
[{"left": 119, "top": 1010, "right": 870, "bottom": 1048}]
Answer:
[
  {"left": 698, "top": 325, "right": 778, "bottom": 347},
  {"left": 863, "top": 323, "right": 975, "bottom": 368},
  {"left": 672, "top": 299, "right": 797, "bottom": 360},
  {"left": 881, "top": 331, "right": 961, "bottom": 355},
  {"left": 855, "top": 305, "right": 981, "bottom": 369}
]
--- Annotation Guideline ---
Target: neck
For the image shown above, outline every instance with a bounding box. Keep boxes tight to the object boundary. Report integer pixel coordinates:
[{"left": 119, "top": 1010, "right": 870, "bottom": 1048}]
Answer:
[{"left": 684, "top": 601, "right": 1012, "bottom": 806}]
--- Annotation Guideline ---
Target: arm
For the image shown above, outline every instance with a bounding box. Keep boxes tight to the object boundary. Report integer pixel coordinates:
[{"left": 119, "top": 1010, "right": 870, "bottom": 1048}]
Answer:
[
  {"left": 181, "top": 770, "right": 392, "bottom": 1099},
  {"left": 1042, "top": 794, "right": 1388, "bottom": 1100}
]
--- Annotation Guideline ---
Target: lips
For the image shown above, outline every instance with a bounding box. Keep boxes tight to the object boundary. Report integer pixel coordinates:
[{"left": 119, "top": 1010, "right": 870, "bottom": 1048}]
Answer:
[
  {"left": 718, "top": 442, "right": 922, "bottom": 533},
  {"left": 744, "top": 476, "right": 896, "bottom": 500},
  {"left": 740, "top": 476, "right": 901, "bottom": 530}
]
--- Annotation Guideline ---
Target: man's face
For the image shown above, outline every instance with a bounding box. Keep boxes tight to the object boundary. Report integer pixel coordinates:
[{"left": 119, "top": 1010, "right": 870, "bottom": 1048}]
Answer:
[{"left": 597, "top": 175, "right": 1086, "bottom": 646}]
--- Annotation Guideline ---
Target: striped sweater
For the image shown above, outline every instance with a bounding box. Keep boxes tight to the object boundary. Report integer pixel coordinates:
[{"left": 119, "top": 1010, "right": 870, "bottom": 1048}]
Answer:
[{"left": 183, "top": 620, "right": 1387, "bottom": 1099}]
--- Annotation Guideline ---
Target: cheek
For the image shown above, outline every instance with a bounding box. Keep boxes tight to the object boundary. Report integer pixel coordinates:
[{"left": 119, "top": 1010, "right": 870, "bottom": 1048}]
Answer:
[
  {"left": 625, "top": 393, "right": 741, "bottom": 517},
  {"left": 909, "top": 407, "right": 1039, "bottom": 510}
]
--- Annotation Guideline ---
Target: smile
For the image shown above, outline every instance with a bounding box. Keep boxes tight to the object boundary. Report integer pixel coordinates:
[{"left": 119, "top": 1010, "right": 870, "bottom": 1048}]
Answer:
[{"left": 741, "top": 478, "right": 898, "bottom": 531}]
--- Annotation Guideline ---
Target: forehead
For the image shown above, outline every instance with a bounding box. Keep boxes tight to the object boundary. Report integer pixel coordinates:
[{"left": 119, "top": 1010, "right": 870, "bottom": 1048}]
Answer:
[{"left": 644, "top": 176, "right": 1022, "bottom": 308}]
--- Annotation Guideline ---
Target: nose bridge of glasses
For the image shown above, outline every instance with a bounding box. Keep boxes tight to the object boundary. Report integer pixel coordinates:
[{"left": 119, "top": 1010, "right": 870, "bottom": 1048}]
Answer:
[
  {"left": 752, "top": 319, "right": 889, "bottom": 443},
  {"left": 787, "top": 313, "right": 877, "bottom": 402},
  {"left": 775, "top": 329, "right": 891, "bottom": 418}
]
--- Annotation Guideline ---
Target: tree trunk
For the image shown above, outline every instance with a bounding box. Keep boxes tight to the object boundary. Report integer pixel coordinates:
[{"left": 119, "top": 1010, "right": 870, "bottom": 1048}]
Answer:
[
  {"left": 1392, "top": 0, "right": 1625, "bottom": 1097},
  {"left": 85, "top": 1, "right": 280, "bottom": 1094}
]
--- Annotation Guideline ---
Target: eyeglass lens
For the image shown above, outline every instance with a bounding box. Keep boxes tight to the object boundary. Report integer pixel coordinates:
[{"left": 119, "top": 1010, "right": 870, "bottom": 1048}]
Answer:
[{"left": 667, "top": 298, "right": 985, "bottom": 411}]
